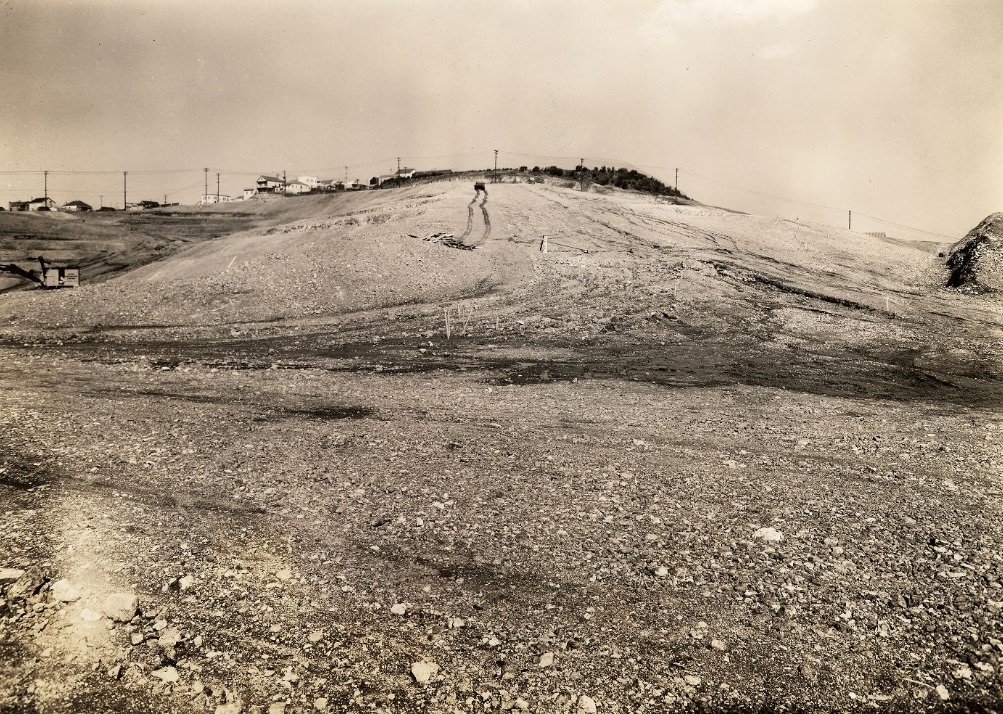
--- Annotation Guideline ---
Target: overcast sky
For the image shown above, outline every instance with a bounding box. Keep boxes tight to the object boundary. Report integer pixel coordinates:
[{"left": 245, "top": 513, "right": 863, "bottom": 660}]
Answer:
[{"left": 1, "top": 0, "right": 1000, "bottom": 239}]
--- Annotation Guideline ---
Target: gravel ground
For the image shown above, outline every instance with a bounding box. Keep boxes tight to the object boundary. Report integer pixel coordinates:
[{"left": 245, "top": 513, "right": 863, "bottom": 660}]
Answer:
[{"left": 1, "top": 182, "right": 1002, "bottom": 713}]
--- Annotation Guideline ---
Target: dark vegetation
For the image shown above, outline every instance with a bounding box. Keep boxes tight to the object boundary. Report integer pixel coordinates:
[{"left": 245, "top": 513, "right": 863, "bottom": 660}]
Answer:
[{"left": 529, "top": 165, "right": 689, "bottom": 199}]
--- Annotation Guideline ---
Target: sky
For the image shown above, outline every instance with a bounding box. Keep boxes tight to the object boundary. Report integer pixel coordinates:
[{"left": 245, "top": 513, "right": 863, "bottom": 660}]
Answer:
[{"left": 1, "top": 0, "right": 1000, "bottom": 240}]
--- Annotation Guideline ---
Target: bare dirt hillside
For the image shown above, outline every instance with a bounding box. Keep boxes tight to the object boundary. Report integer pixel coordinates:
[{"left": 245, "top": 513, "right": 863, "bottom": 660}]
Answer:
[{"left": 2, "top": 181, "right": 1002, "bottom": 713}]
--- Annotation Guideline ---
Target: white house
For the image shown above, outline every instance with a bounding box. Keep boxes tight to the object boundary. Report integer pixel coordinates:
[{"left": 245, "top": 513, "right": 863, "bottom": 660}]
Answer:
[
  {"left": 256, "top": 175, "right": 283, "bottom": 192},
  {"left": 297, "top": 176, "right": 318, "bottom": 189},
  {"left": 243, "top": 188, "right": 258, "bottom": 200},
  {"left": 395, "top": 167, "right": 416, "bottom": 179},
  {"left": 199, "top": 194, "right": 235, "bottom": 205},
  {"left": 283, "top": 181, "right": 310, "bottom": 195},
  {"left": 28, "top": 197, "right": 56, "bottom": 211}
]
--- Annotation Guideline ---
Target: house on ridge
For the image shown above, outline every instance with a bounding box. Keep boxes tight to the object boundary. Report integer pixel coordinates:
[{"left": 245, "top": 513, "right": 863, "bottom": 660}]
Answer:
[
  {"left": 28, "top": 197, "right": 56, "bottom": 211},
  {"left": 283, "top": 181, "right": 310, "bottom": 195},
  {"left": 256, "top": 175, "right": 283, "bottom": 192},
  {"left": 61, "top": 200, "right": 93, "bottom": 212}
]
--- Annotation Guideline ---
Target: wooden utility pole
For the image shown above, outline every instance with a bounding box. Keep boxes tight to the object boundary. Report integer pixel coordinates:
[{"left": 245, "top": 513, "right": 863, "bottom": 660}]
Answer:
[
  {"left": 675, "top": 168, "right": 679, "bottom": 191},
  {"left": 848, "top": 210, "right": 852, "bottom": 231},
  {"left": 493, "top": 149, "right": 498, "bottom": 182},
  {"left": 216, "top": 172, "right": 220, "bottom": 202},
  {"left": 43, "top": 170, "right": 48, "bottom": 200},
  {"left": 123, "top": 171, "right": 127, "bottom": 210}
]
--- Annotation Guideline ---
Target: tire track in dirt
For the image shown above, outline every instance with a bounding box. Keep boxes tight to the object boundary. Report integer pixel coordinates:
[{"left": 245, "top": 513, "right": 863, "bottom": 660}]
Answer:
[
  {"left": 461, "top": 196, "right": 478, "bottom": 240},
  {"left": 480, "top": 195, "right": 491, "bottom": 240}
]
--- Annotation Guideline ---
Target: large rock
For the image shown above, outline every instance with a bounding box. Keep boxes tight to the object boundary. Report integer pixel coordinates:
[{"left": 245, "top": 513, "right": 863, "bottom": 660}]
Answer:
[
  {"left": 51, "top": 579, "right": 81, "bottom": 603},
  {"left": 0, "top": 568, "right": 25, "bottom": 583},
  {"left": 102, "top": 592, "right": 139, "bottom": 622}
]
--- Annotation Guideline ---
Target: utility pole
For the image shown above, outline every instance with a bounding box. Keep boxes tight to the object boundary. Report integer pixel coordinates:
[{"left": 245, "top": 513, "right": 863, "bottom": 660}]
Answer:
[
  {"left": 675, "top": 168, "right": 679, "bottom": 191},
  {"left": 216, "top": 172, "right": 220, "bottom": 202},
  {"left": 397, "top": 157, "right": 401, "bottom": 173},
  {"left": 493, "top": 149, "right": 498, "bottom": 183},
  {"left": 43, "top": 170, "right": 48, "bottom": 200},
  {"left": 848, "top": 210, "right": 852, "bottom": 231},
  {"left": 204, "top": 168, "right": 208, "bottom": 203},
  {"left": 344, "top": 166, "right": 348, "bottom": 183},
  {"left": 123, "top": 171, "right": 128, "bottom": 210},
  {"left": 282, "top": 171, "right": 287, "bottom": 192}
]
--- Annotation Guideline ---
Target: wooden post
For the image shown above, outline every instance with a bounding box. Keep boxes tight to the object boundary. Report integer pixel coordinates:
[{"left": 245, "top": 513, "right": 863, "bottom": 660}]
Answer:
[
  {"left": 541, "top": 235, "right": 548, "bottom": 253},
  {"left": 444, "top": 307, "right": 451, "bottom": 339}
]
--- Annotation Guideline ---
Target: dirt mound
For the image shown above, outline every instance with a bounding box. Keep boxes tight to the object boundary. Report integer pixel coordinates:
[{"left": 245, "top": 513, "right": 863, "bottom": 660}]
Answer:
[{"left": 946, "top": 212, "right": 1003, "bottom": 292}]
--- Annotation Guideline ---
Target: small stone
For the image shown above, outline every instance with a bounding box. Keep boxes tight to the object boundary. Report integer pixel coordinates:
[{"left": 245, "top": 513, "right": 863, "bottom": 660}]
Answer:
[
  {"left": 80, "top": 608, "right": 102, "bottom": 622},
  {"left": 193, "top": 635, "right": 203, "bottom": 647},
  {"left": 411, "top": 660, "right": 438, "bottom": 684},
  {"left": 314, "top": 697, "right": 329, "bottom": 711},
  {"left": 276, "top": 569, "right": 293, "bottom": 581},
  {"left": 577, "top": 694, "right": 597, "bottom": 713},
  {"left": 684, "top": 675, "right": 702, "bottom": 687},
  {"left": 131, "top": 632, "right": 145, "bottom": 645},
  {"left": 107, "top": 664, "right": 122, "bottom": 679},
  {"left": 151, "top": 666, "right": 179, "bottom": 683},
  {"left": 539, "top": 652, "right": 555, "bottom": 668},
  {"left": 0, "top": 568, "right": 25, "bottom": 583},
  {"left": 192, "top": 681, "right": 205, "bottom": 694},
  {"left": 159, "top": 627, "right": 183, "bottom": 648},
  {"left": 215, "top": 702, "right": 244, "bottom": 714},
  {"left": 268, "top": 704, "right": 287, "bottom": 714},
  {"left": 51, "top": 579, "right": 80, "bottom": 603},
  {"left": 153, "top": 620, "right": 168, "bottom": 631},
  {"left": 179, "top": 575, "right": 196, "bottom": 591},
  {"left": 448, "top": 617, "right": 465, "bottom": 628},
  {"left": 308, "top": 630, "right": 324, "bottom": 643},
  {"left": 102, "top": 592, "right": 139, "bottom": 622},
  {"left": 752, "top": 527, "right": 783, "bottom": 542},
  {"left": 390, "top": 603, "right": 407, "bottom": 616},
  {"left": 653, "top": 566, "right": 669, "bottom": 578},
  {"left": 953, "top": 665, "right": 972, "bottom": 680},
  {"left": 935, "top": 684, "right": 949, "bottom": 701},
  {"left": 711, "top": 639, "right": 727, "bottom": 651}
]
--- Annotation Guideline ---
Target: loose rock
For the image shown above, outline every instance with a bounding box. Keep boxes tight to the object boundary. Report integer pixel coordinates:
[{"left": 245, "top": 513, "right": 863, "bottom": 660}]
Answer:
[{"left": 102, "top": 592, "right": 139, "bottom": 622}]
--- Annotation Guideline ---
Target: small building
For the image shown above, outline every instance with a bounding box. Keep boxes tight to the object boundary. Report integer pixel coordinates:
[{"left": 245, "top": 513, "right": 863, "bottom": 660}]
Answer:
[
  {"left": 9, "top": 200, "right": 30, "bottom": 212},
  {"left": 297, "top": 176, "right": 319, "bottom": 189},
  {"left": 283, "top": 181, "right": 310, "bottom": 195},
  {"left": 28, "top": 197, "right": 56, "bottom": 211},
  {"left": 199, "top": 194, "right": 235, "bottom": 205},
  {"left": 243, "top": 188, "right": 258, "bottom": 200},
  {"left": 61, "top": 200, "right": 93, "bottom": 212},
  {"left": 344, "top": 178, "right": 361, "bottom": 190},
  {"left": 256, "top": 175, "right": 283, "bottom": 192},
  {"left": 395, "top": 167, "right": 416, "bottom": 180}
]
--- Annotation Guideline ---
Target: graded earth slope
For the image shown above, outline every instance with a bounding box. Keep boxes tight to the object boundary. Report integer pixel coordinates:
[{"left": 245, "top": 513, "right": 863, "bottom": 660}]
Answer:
[{"left": 1, "top": 181, "right": 1003, "bottom": 713}]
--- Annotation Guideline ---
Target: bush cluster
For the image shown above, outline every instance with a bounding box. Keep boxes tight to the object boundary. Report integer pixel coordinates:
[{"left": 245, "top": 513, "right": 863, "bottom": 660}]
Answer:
[{"left": 529, "top": 166, "right": 686, "bottom": 198}]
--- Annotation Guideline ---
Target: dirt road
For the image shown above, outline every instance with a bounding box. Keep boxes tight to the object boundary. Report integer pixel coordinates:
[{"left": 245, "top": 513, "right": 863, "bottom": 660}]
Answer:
[{"left": 1, "top": 181, "right": 1002, "bottom": 712}]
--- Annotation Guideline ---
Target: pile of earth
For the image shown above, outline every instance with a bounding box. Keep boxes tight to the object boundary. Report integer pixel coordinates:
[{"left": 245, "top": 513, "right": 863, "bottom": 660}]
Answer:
[{"left": 947, "top": 212, "right": 1003, "bottom": 292}]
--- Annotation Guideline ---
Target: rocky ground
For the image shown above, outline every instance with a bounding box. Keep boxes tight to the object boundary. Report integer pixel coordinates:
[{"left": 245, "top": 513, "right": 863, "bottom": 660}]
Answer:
[{"left": 1, "top": 181, "right": 1002, "bottom": 712}]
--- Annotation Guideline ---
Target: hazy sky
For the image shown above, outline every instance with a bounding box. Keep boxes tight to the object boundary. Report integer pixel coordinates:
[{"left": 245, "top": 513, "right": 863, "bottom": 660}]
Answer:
[{"left": 2, "top": 0, "right": 1000, "bottom": 239}]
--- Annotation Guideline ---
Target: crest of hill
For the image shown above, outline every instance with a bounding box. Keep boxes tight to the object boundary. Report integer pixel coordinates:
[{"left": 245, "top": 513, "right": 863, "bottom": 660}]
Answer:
[{"left": 947, "top": 212, "right": 1003, "bottom": 292}]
